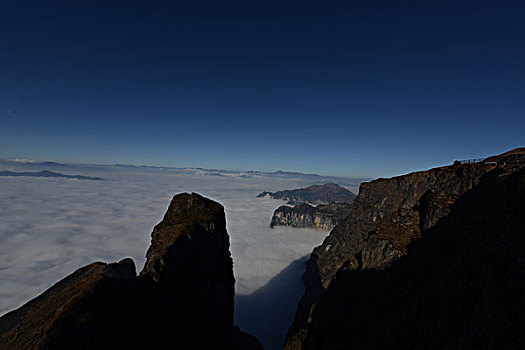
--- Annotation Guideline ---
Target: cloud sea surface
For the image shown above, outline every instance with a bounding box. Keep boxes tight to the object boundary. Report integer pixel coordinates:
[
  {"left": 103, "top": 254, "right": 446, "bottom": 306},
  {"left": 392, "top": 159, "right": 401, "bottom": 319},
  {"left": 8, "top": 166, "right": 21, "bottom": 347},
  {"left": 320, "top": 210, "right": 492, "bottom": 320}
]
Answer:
[{"left": 0, "top": 160, "right": 364, "bottom": 349}]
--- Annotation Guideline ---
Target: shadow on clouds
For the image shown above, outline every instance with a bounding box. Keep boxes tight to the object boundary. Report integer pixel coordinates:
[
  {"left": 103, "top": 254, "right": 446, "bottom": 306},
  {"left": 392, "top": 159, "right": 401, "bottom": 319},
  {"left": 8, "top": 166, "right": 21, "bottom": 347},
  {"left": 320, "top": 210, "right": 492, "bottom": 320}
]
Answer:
[{"left": 234, "top": 254, "right": 310, "bottom": 350}]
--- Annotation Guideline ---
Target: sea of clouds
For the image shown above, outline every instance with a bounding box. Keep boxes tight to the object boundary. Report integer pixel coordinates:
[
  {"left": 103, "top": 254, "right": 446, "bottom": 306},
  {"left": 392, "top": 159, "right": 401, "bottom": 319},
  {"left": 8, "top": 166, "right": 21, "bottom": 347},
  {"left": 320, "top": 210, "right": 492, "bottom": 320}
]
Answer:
[{"left": 0, "top": 161, "right": 363, "bottom": 349}]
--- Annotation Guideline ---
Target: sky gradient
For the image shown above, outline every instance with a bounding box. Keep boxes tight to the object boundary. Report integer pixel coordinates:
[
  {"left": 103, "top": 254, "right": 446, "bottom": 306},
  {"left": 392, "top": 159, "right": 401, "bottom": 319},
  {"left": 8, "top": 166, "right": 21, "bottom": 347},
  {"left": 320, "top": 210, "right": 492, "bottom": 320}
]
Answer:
[{"left": 1, "top": 0, "right": 524, "bottom": 177}]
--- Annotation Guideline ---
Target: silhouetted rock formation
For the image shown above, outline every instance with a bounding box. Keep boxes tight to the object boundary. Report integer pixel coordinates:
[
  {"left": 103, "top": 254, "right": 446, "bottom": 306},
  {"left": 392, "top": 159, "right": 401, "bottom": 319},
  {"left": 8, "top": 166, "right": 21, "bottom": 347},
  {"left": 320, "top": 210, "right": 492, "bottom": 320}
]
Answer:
[
  {"left": 270, "top": 202, "right": 352, "bottom": 231},
  {"left": 284, "top": 148, "right": 525, "bottom": 349},
  {"left": 0, "top": 193, "right": 262, "bottom": 350},
  {"left": 257, "top": 183, "right": 356, "bottom": 205}
]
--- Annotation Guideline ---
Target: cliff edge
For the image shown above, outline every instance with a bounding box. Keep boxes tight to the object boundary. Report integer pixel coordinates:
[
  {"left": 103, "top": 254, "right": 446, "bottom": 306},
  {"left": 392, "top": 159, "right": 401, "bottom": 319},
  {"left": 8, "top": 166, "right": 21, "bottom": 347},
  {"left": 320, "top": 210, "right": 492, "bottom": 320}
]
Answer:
[{"left": 284, "top": 148, "right": 525, "bottom": 349}]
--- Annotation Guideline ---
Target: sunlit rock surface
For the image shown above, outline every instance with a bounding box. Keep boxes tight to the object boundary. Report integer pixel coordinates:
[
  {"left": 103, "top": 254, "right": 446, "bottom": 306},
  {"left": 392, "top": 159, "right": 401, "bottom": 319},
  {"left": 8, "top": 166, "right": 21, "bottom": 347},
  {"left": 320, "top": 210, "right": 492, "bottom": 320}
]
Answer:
[{"left": 270, "top": 202, "right": 352, "bottom": 231}]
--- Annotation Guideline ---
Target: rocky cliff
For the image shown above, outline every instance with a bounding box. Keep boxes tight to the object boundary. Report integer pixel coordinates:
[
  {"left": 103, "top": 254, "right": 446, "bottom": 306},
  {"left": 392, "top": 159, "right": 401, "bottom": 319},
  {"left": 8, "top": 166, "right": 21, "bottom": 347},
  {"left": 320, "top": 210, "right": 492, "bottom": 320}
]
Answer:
[
  {"left": 284, "top": 148, "right": 525, "bottom": 349},
  {"left": 257, "top": 183, "right": 356, "bottom": 205},
  {"left": 270, "top": 202, "right": 352, "bottom": 231},
  {"left": 0, "top": 193, "right": 262, "bottom": 350}
]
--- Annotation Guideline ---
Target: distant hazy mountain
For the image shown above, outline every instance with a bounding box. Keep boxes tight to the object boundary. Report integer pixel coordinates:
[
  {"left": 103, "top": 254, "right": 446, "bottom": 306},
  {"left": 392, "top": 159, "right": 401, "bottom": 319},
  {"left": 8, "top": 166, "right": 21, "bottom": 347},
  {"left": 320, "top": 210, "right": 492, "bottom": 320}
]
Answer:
[
  {"left": 257, "top": 183, "right": 357, "bottom": 205},
  {"left": 0, "top": 170, "right": 103, "bottom": 181},
  {"left": 0, "top": 158, "right": 367, "bottom": 187},
  {"left": 0, "top": 159, "right": 70, "bottom": 167}
]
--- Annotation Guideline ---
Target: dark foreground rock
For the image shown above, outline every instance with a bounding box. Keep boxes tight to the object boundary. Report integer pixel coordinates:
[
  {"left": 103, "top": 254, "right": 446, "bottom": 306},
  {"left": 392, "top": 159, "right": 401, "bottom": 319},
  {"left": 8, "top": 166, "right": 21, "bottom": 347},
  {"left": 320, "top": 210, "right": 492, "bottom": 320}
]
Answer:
[
  {"left": 284, "top": 148, "right": 525, "bottom": 349},
  {"left": 0, "top": 193, "right": 262, "bottom": 350},
  {"left": 257, "top": 183, "right": 356, "bottom": 205},
  {"left": 270, "top": 202, "right": 352, "bottom": 231}
]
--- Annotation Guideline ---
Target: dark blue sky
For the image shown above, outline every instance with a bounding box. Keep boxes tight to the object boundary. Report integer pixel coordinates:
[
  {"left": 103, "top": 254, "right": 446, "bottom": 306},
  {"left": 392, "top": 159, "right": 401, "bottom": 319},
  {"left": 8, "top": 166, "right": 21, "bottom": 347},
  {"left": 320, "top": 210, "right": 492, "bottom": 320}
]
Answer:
[{"left": 1, "top": 0, "right": 524, "bottom": 177}]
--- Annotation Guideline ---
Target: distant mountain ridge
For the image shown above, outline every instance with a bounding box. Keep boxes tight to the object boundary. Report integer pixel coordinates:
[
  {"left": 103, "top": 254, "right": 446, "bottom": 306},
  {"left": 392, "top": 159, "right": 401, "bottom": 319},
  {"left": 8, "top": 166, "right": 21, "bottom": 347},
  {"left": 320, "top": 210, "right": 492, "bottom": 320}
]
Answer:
[
  {"left": 257, "top": 183, "right": 356, "bottom": 205},
  {"left": 0, "top": 170, "right": 103, "bottom": 181},
  {"left": 0, "top": 158, "right": 366, "bottom": 187}
]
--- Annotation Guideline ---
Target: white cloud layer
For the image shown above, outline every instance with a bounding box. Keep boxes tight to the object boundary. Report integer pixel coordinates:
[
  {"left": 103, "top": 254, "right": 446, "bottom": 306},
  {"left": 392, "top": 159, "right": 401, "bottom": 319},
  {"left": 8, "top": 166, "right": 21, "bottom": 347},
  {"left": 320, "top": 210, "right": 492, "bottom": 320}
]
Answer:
[{"left": 0, "top": 163, "right": 361, "bottom": 349}]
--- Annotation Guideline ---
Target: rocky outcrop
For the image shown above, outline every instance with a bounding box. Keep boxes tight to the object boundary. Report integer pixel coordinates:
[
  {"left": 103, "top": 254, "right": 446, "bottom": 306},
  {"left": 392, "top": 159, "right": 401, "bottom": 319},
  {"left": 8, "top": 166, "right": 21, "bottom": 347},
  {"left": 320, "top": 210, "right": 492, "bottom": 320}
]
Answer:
[
  {"left": 257, "top": 183, "right": 356, "bottom": 205},
  {"left": 284, "top": 148, "right": 525, "bottom": 349},
  {"left": 0, "top": 193, "right": 262, "bottom": 350},
  {"left": 270, "top": 202, "right": 352, "bottom": 231}
]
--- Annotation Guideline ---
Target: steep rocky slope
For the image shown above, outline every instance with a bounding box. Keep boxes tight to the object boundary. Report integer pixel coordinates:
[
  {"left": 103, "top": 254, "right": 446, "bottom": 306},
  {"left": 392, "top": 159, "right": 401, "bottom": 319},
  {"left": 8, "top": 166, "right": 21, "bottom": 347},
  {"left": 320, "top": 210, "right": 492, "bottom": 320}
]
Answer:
[
  {"left": 270, "top": 202, "right": 352, "bottom": 231},
  {"left": 284, "top": 148, "right": 525, "bottom": 349},
  {"left": 0, "top": 193, "right": 261, "bottom": 350},
  {"left": 257, "top": 183, "right": 356, "bottom": 205}
]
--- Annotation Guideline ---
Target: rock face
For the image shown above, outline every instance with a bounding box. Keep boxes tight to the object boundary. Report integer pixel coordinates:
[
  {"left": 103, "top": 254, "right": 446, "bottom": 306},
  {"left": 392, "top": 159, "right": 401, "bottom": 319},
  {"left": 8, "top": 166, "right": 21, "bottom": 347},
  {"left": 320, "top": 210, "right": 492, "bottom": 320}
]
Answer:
[
  {"left": 270, "top": 202, "right": 352, "bottom": 231},
  {"left": 0, "top": 193, "right": 262, "bottom": 350},
  {"left": 257, "top": 183, "right": 356, "bottom": 205},
  {"left": 284, "top": 148, "right": 525, "bottom": 349}
]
